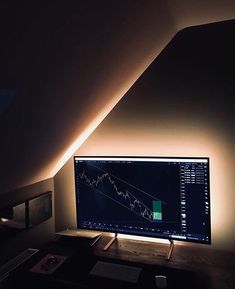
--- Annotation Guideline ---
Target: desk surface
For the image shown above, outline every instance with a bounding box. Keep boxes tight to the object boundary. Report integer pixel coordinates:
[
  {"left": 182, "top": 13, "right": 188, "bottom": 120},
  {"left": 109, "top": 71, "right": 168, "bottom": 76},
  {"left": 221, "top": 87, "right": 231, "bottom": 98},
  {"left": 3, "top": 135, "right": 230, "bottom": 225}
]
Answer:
[
  {"left": 7, "top": 235, "right": 235, "bottom": 289},
  {"left": 95, "top": 236, "right": 235, "bottom": 289}
]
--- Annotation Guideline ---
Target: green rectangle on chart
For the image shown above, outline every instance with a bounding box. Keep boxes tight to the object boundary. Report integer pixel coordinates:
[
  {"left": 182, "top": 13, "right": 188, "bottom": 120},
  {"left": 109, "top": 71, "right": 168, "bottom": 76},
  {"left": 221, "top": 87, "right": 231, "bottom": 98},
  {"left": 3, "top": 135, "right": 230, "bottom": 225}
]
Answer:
[{"left": 153, "top": 200, "right": 162, "bottom": 220}]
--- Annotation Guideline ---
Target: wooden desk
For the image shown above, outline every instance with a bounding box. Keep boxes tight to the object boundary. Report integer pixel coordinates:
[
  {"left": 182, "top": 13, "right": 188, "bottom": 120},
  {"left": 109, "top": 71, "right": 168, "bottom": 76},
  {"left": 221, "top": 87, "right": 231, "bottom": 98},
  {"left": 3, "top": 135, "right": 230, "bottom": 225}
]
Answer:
[
  {"left": 7, "top": 235, "right": 235, "bottom": 289},
  {"left": 94, "top": 236, "right": 235, "bottom": 289}
]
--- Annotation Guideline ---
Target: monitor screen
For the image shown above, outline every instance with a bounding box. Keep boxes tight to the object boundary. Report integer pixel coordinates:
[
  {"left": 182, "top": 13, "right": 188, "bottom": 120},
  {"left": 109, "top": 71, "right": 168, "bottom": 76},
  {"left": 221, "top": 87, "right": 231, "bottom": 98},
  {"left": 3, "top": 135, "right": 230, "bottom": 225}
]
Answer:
[{"left": 74, "top": 156, "right": 211, "bottom": 244}]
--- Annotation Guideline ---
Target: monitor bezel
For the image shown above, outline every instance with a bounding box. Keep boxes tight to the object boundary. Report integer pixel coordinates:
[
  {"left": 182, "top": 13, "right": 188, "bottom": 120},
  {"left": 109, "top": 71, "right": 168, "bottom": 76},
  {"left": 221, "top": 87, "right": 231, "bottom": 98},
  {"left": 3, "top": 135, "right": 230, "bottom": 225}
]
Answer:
[{"left": 74, "top": 156, "right": 211, "bottom": 245}]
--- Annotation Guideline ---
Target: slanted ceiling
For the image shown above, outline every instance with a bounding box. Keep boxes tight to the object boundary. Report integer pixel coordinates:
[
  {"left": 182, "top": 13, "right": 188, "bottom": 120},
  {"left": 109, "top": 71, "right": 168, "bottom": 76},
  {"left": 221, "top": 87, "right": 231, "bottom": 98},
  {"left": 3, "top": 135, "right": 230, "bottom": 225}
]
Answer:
[{"left": 0, "top": 0, "right": 235, "bottom": 194}]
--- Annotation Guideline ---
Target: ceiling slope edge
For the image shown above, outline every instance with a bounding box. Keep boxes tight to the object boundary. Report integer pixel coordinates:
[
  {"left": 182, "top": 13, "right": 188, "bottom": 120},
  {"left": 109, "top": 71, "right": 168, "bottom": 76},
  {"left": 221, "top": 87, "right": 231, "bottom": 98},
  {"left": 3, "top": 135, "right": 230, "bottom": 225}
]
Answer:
[
  {"left": 51, "top": 0, "right": 235, "bottom": 178},
  {"left": 3, "top": 0, "right": 235, "bottom": 194}
]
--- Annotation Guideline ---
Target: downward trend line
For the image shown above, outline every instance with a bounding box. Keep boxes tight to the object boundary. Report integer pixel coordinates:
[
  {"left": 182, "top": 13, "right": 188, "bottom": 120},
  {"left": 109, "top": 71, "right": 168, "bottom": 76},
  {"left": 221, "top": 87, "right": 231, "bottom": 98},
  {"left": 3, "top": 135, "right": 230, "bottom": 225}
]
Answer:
[
  {"left": 89, "top": 163, "right": 166, "bottom": 205},
  {"left": 79, "top": 170, "right": 154, "bottom": 221},
  {"left": 79, "top": 179, "right": 154, "bottom": 222}
]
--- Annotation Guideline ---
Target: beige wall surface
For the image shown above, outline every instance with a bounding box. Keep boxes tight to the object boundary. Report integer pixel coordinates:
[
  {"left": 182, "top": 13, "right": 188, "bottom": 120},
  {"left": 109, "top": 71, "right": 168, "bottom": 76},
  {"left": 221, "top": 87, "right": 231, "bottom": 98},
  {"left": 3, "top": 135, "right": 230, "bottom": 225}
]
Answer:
[
  {"left": 54, "top": 19, "right": 235, "bottom": 252},
  {"left": 1, "top": 1, "right": 235, "bottom": 254},
  {"left": 2, "top": 0, "right": 235, "bottom": 195}
]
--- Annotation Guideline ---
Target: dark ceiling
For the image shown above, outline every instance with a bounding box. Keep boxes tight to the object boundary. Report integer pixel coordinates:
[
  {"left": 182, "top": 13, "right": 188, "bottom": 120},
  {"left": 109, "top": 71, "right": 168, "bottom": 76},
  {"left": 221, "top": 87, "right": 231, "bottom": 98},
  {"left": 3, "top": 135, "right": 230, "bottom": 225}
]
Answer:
[{"left": 117, "top": 19, "right": 235, "bottom": 122}]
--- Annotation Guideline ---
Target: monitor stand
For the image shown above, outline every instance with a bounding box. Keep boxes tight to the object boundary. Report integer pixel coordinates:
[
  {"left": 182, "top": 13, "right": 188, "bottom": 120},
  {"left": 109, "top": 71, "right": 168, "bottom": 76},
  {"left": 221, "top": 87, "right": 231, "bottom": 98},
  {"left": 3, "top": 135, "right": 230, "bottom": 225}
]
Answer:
[
  {"left": 166, "top": 239, "right": 174, "bottom": 261},
  {"left": 103, "top": 233, "right": 118, "bottom": 251}
]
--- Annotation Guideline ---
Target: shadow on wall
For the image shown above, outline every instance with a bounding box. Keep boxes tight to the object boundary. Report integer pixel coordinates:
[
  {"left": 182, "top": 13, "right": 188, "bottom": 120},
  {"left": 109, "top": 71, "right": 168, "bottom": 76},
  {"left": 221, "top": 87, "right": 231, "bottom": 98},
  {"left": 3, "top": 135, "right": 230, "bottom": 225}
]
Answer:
[{"left": 54, "top": 20, "right": 235, "bottom": 252}]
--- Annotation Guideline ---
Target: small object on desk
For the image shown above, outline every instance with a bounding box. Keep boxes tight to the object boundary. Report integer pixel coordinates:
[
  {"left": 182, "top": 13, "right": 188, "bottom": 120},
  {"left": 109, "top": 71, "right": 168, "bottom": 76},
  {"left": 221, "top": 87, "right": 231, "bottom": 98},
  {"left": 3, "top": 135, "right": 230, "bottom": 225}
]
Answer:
[
  {"left": 30, "top": 254, "right": 67, "bottom": 275},
  {"left": 40, "top": 255, "right": 59, "bottom": 271},
  {"left": 155, "top": 275, "right": 167, "bottom": 289},
  {"left": 56, "top": 229, "right": 101, "bottom": 239}
]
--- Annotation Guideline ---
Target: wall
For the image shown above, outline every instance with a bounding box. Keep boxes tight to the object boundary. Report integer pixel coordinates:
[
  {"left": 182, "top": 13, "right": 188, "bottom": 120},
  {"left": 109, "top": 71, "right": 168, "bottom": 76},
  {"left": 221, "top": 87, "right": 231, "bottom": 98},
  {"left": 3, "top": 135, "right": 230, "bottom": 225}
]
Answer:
[
  {"left": 0, "top": 0, "right": 176, "bottom": 194},
  {"left": 0, "top": 178, "right": 54, "bottom": 266},
  {"left": 2, "top": 0, "right": 235, "bottom": 196},
  {"left": 1, "top": 1, "right": 234, "bottom": 267},
  {"left": 54, "top": 158, "right": 76, "bottom": 232},
  {"left": 54, "top": 20, "right": 235, "bottom": 252}
]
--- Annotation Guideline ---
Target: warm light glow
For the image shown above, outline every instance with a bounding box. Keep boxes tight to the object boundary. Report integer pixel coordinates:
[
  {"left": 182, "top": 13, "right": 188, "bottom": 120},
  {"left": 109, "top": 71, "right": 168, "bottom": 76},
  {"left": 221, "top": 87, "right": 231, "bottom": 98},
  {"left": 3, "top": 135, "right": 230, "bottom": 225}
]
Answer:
[
  {"left": 77, "top": 121, "right": 234, "bottom": 251},
  {"left": 167, "top": 0, "right": 235, "bottom": 30},
  {"left": 0, "top": 218, "right": 9, "bottom": 222},
  {"left": 49, "top": 58, "right": 167, "bottom": 178},
  {"left": 118, "top": 234, "right": 170, "bottom": 244}
]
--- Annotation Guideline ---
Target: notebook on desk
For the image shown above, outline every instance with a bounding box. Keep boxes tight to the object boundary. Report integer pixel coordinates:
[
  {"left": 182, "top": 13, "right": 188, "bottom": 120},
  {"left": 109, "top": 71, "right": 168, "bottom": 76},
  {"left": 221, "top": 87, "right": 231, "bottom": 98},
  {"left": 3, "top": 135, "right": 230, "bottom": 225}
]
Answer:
[{"left": 56, "top": 229, "right": 101, "bottom": 239}]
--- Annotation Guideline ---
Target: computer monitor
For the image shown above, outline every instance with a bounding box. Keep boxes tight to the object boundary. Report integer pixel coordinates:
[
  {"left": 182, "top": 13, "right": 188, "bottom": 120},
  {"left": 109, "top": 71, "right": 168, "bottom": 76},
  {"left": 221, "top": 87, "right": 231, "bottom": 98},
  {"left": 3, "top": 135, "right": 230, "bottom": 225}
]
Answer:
[{"left": 74, "top": 156, "right": 211, "bottom": 244}]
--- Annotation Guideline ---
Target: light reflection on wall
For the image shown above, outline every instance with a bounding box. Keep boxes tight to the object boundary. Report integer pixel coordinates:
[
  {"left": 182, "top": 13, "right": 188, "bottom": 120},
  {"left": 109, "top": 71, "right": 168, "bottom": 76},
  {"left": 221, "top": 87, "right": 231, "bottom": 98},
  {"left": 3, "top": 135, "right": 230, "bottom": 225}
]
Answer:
[
  {"left": 32, "top": 32, "right": 176, "bottom": 187},
  {"left": 53, "top": 11, "right": 235, "bottom": 252},
  {"left": 35, "top": 1, "right": 235, "bottom": 192},
  {"left": 76, "top": 123, "right": 234, "bottom": 251},
  {"left": 39, "top": 1, "right": 235, "bottom": 192}
]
